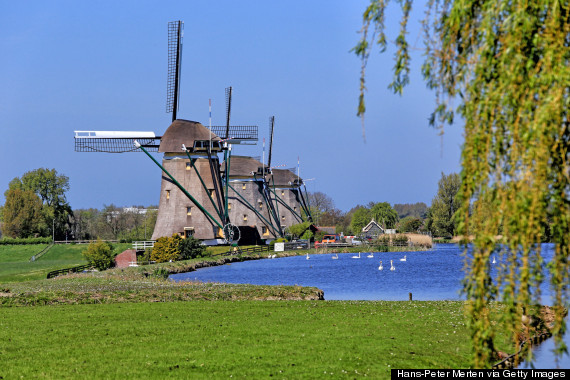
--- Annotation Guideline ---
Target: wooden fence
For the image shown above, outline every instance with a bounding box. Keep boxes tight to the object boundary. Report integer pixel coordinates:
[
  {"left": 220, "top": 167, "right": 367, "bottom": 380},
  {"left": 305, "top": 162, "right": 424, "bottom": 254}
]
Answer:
[
  {"left": 46, "top": 264, "right": 93, "bottom": 279},
  {"left": 214, "top": 245, "right": 271, "bottom": 257}
]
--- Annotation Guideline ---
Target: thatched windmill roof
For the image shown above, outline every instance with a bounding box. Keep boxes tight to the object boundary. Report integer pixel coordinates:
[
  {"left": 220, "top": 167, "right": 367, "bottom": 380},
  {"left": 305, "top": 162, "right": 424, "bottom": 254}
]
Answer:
[
  {"left": 270, "top": 168, "right": 299, "bottom": 187},
  {"left": 159, "top": 119, "right": 221, "bottom": 153},
  {"left": 223, "top": 156, "right": 268, "bottom": 177}
]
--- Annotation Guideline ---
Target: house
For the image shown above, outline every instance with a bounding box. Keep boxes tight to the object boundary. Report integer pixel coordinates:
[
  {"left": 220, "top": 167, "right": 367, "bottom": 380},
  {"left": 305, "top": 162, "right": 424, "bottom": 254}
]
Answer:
[{"left": 361, "top": 220, "right": 385, "bottom": 238}]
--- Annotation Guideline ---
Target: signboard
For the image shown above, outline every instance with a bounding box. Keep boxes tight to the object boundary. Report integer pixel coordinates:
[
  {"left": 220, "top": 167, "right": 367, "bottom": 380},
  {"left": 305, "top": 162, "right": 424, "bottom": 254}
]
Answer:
[{"left": 274, "top": 242, "right": 285, "bottom": 252}]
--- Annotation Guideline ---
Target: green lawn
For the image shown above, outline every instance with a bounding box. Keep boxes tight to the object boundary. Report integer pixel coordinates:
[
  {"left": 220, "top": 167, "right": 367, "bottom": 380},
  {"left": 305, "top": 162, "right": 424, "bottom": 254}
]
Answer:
[
  {"left": 0, "top": 300, "right": 502, "bottom": 378},
  {"left": 0, "top": 244, "right": 48, "bottom": 263},
  {"left": 0, "top": 243, "right": 131, "bottom": 283}
]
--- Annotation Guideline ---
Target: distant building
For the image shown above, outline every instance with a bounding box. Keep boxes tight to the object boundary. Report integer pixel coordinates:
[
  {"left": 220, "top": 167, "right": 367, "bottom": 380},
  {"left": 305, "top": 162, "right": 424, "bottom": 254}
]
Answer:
[
  {"left": 362, "top": 220, "right": 385, "bottom": 238},
  {"left": 122, "top": 207, "right": 157, "bottom": 215},
  {"left": 317, "top": 226, "right": 336, "bottom": 234}
]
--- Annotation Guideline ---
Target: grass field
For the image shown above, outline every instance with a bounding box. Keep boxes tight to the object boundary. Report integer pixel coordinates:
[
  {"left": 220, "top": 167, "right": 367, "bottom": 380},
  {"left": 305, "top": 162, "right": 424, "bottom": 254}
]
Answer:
[
  {"left": 0, "top": 300, "right": 514, "bottom": 378},
  {"left": 0, "top": 243, "right": 131, "bottom": 283},
  {"left": 0, "top": 244, "right": 49, "bottom": 263}
]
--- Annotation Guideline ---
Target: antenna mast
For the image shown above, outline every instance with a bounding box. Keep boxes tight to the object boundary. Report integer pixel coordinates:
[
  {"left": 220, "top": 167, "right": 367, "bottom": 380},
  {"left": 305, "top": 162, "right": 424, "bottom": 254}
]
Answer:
[
  {"left": 166, "top": 21, "right": 183, "bottom": 122},
  {"left": 267, "top": 116, "right": 275, "bottom": 170}
]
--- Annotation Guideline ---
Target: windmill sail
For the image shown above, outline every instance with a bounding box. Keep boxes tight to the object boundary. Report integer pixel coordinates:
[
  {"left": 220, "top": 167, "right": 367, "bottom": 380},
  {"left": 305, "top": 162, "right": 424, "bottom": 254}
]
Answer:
[
  {"left": 166, "top": 21, "right": 183, "bottom": 121},
  {"left": 74, "top": 131, "right": 160, "bottom": 153},
  {"left": 209, "top": 125, "right": 258, "bottom": 144}
]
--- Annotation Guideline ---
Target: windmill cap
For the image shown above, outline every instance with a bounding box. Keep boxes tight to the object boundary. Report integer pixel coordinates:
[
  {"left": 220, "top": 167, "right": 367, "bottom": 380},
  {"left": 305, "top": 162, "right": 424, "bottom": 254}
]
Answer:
[
  {"left": 158, "top": 119, "right": 221, "bottom": 153},
  {"left": 222, "top": 155, "right": 268, "bottom": 177},
  {"left": 271, "top": 168, "right": 302, "bottom": 186}
]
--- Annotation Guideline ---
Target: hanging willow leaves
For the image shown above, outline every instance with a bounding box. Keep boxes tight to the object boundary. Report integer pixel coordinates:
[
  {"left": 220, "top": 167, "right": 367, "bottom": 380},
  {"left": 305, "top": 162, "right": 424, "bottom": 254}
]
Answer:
[{"left": 355, "top": 0, "right": 570, "bottom": 368}]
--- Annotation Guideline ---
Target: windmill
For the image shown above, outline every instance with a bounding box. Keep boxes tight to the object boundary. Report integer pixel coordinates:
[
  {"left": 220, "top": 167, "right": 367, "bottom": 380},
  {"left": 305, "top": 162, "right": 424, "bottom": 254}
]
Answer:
[
  {"left": 222, "top": 154, "right": 282, "bottom": 243},
  {"left": 74, "top": 20, "right": 258, "bottom": 244},
  {"left": 222, "top": 115, "right": 319, "bottom": 243},
  {"left": 263, "top": 117, "right": 312, "bottom": 229}
]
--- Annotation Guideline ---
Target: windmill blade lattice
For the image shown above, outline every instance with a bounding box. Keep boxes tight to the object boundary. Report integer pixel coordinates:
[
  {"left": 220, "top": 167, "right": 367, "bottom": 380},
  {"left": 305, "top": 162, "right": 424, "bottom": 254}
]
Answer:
[
  {"left": 166, "top": 21, "right": 183, "bottom": 121},
  {"left": 74, "top": 131, "right": 160, "bottom": 153}
]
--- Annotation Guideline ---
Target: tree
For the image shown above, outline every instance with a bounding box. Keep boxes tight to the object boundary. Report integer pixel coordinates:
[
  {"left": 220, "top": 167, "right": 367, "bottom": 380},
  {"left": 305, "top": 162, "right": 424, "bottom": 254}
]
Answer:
[
  {"left": 72, "top": 208, "right": 99, "bottom": 240},
  {"left": 288, "top": 221, "right": 313, "bottom": 239},
  {"left": 350, "top": 207, "right": 371, "bottom": 233},
  {"left": 430, "top": 173, "right": 461, "bottom": 238},
  {"left": 7, "top": 168, "right": 72, "bottom": 240},
  {"left": 370, "top": 202, "right": 399, "bottom": 229},
  {"left": 82, "top": 240, "right": 115, "bottom": 271},
  {"left": 354, "top": 0, "right": 569, "bottom": 366},
  {"left": 398, "top": 216, "right": 422, "bottom": 233},
  {"left": 393, "top": 202, "right": 428, "bottom": 219},
  {"left": 306, "top": 191, "right": 335, "bottom": 225},
  {"left": 1, "top": 189, "right": 45, "bottom": 238}
]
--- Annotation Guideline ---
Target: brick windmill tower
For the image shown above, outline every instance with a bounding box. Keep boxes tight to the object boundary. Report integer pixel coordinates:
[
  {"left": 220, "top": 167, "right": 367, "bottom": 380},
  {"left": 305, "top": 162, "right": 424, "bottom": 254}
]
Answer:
[
  {"left": 223, "top": 155, "right": 281, "bottom": 243},
  {"left": 74, "top": 21, "right": 258, "bottom": 244}
]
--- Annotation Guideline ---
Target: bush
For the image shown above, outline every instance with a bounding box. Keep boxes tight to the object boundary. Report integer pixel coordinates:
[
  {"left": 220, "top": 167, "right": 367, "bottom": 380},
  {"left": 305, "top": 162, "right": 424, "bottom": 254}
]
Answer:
[
  {"left": 151, "top": 234, "right": 182, "bottom": 263},
  {"left": 152, "top": 267, "right": 170, "bottom": 279},
  {"left": 179, "top": 236, "right": 206, "bottom": 260},
  {"left": 82, "top": 240, "right": 115, "bottom": 271},
  {"left": 0, "top": 237, "right": 53, "bottom": 245},
  {"left": 137, "top": 248, "right": 153, "bottom": 264}
]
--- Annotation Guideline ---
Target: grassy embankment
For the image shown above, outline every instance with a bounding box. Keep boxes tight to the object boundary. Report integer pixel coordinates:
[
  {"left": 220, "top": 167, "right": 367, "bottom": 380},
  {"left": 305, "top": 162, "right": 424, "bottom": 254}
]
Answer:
[
  {"left": 0, "top": 243, "right": 132, "bottom": 283},
  {"left": 0, "top": 235, "right": 432, "bottom": 284}
]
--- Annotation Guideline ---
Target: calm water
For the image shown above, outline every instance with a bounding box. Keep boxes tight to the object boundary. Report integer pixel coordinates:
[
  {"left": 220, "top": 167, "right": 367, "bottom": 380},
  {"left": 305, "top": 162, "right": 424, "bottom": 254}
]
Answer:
[{"left": 170, "top": 243, "right": 569, "bottom": 368}]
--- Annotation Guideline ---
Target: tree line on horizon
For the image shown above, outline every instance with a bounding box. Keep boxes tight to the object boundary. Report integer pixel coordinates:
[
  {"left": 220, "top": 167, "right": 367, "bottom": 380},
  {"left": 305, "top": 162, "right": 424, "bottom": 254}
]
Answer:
[
  {"left": 0, "top": 168, "right": 461, "bottom": 241},
  {"left": 306, "top": 172, "right": 460, "bottom": 238}
]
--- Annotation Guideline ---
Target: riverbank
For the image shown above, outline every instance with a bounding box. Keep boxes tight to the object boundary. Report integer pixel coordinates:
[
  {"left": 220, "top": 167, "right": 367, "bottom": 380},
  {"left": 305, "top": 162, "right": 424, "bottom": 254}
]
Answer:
[{"left": 0, "top": 243, "right": 436, "bottom": 305}]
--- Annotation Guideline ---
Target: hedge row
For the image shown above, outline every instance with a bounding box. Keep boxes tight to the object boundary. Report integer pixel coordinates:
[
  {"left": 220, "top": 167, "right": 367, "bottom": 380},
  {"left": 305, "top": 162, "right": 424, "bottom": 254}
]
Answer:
[{"left": 0, "top": 237, "right": 53, "bottom": 245}]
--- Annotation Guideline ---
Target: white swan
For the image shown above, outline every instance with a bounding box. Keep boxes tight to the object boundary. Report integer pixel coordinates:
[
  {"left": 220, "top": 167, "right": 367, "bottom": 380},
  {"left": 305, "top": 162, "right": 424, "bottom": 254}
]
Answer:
[
  {"left": 378, "top": 260, "right": 383, "bottom": 271},
  {"left": 367, "top": 252, "right": 374, "bottom": 258},
  {"left": 400, "top": 255, "right": 406, "bottom": 262},
  {"left": 351, "top": 252, "right": 361, "bottom": 259},
  {"left": 390, "top": 260, "right": 395, "bottom": 271},
  {"left": 332, "top": 253, "right": 339, "bottom": 260},
  {"left": 306, "top": 253, "right": 310, "bottom": 260},
  {"left": 492, "top": 256, "right": 496, "bottom": 264}
]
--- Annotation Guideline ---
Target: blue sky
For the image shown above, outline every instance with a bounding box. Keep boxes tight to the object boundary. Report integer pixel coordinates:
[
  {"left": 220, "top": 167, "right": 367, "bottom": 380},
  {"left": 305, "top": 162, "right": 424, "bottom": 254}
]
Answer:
[{"left": 0, "top": 1, "right": 463, "bottom": 212}]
